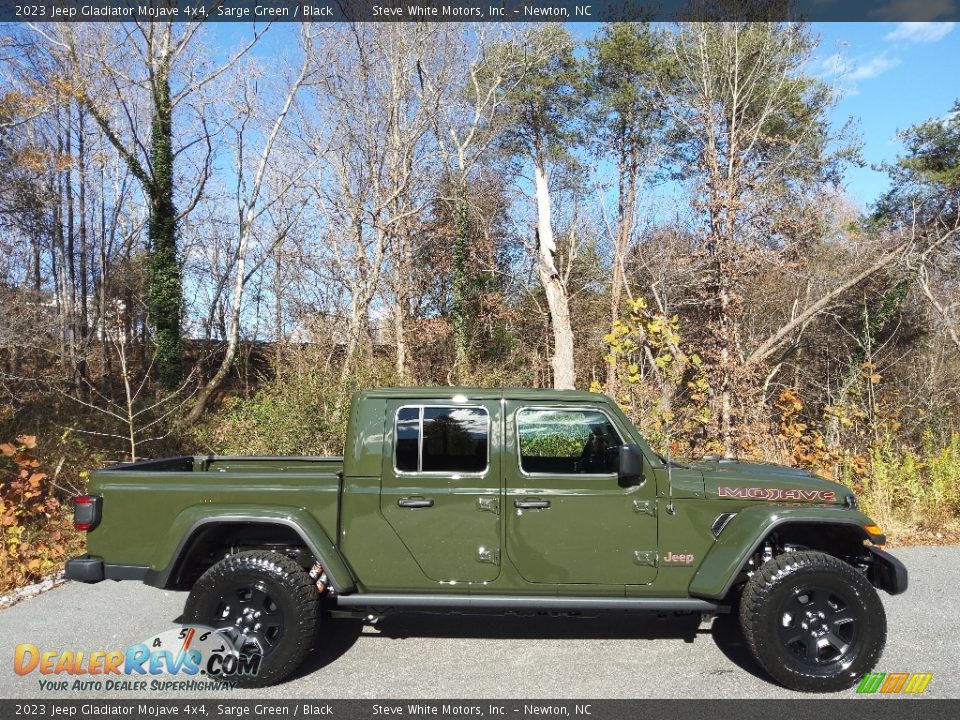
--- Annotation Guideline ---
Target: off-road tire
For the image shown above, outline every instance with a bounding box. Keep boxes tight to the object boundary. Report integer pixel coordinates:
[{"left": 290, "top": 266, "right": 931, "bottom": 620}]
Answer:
[
  {"left": 184, "top": 550, "right": 318, "bottom": 687},
  {"left": 739, "top": 550, "right": 886, "bottom": 693}
]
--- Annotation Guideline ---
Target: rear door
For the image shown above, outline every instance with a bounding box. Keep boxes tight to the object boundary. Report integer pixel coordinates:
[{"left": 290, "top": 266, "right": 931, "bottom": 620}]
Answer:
[
  {"left": 380, "top": 399, "right": 502, "bottom": 583},
  {"left": 504, "top": 402, "right": 659, "bottom": 585}
]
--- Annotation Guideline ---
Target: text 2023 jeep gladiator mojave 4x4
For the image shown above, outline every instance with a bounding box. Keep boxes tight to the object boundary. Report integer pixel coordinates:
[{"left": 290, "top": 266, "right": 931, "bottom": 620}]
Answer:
[{"left": 66, "top": 387, "right": 907, "bottom": 691}]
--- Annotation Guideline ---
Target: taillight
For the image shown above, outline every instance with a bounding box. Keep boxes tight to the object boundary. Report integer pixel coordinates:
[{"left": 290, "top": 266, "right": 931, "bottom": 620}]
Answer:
[{"left": 73, "top": 495, "right": 102, "bottom": 532}]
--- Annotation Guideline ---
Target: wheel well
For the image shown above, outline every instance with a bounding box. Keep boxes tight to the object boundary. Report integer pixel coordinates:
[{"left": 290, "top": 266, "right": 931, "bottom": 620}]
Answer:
[
  {"left": 167, "top": 522, "right": 316, "bottom": 590},
  {"left": 766, "top": 522, "right": 870, "bottom": 559},
  {"left": 724, "top": 521, "right": 873, "bottom": 601}
]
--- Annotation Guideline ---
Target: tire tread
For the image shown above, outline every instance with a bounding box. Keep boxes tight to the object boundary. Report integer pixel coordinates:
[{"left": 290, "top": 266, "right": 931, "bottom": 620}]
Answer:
[
  {"left": 739, "top": 550, "right": 886, "bottom": 692},
  {"left": 184, "top": 550, "right": 318, "bottom": 688}
]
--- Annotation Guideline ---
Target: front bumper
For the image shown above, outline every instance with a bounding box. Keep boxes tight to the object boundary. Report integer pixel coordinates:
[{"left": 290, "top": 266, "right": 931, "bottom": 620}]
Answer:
[
  {"left": 868, "top": 546, "right": 908, "bottom": 595},
  {"left": 65, "top": 555, "right": 149, "bottom": 584}
]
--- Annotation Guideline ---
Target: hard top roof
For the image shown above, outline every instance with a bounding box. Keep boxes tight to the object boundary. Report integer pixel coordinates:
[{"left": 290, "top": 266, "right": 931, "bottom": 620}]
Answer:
[{"left": 356, "top": 387, "right": 608, "bottom": 403}]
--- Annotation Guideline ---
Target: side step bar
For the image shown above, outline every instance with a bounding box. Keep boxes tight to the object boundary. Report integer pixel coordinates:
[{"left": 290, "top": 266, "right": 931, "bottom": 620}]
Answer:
[{"left": 336, "top": 594, "right": 718, "bottom": 612}]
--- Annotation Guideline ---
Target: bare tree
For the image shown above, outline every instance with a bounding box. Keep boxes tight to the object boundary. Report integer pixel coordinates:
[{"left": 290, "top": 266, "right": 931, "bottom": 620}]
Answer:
[
  {"left": 305, "top": 24, "right": 441, "bottom": 379},
  {"left": 414, "top": 24, "right": 533, "bottom": 379},
  {"left": 182, "top": 26, "right": 319, "bottom": 425},
  {"left": 666, "top": 22, "right": 859, "bottom": 449},
  {"left": 59, "top": 312, "right": 195, "bottom": 462},
  {"left": 497, "top": 25, "right": 583, "bottom": 389},
  {"left": 31, "top": 17, "right": 264, "bottom": 385}
]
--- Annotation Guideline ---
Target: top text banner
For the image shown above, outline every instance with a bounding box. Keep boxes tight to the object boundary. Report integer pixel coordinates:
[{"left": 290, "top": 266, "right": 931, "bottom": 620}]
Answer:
[{"left": 1, "top": 0, "right": 959, "bottom": 22}]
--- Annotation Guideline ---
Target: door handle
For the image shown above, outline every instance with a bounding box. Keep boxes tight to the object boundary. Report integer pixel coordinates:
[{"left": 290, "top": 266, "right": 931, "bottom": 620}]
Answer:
[
  {"left": 398, "top": 498, "right": 434, "bottom": 508},
  {"left": 514, "top": 499, "right": 550, "bottom": 509}
]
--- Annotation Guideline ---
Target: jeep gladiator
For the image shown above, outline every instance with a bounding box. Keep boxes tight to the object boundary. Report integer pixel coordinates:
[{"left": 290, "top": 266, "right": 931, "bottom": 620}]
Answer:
[{"left": 66, "top": 387, "right": 907, "bottom": 690}]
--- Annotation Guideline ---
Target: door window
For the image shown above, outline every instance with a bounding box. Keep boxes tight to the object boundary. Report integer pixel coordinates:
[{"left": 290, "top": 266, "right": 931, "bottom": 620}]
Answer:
[
  {"left": 393, "top": 406, "right": 489, "bottom": 474},
  {"left": 517, "top": 408, "right": 623, "bottom": 475},
  {"left": 395, "top": 407, "right": 420, "bottom": 472}
]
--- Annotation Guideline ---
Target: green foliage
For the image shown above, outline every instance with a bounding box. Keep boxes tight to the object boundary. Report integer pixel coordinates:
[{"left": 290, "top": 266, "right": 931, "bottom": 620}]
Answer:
[
  {"left": 519, "top": 412, "right": 591, "bottom": 458},
  {"left": 494, "top": 25, "right": 587, "bottom": 164},
  {"left": 587, "top": 22, "right": 671, "bottom": 162},
  {"left": 193, "top": 355, "right": 398, "bottom": 457},
  {"left": 875, "top": 98, "right": 960, "bottom": 223},
  {"left": 146, "top": 240, "right": 183, "bottom": 388},
  {"left": 520, "top": 433, "right": 584, "bottom": 458},
  {"left": 854, "top": 432, "right": 960, "bottom": 533},
  {"left": 897, "top": 99, "right": 960, "bottom": 189}
]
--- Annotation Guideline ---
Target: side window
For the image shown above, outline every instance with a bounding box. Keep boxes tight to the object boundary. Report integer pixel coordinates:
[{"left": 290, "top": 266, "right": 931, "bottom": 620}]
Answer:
[
  {"left": 517, "top": 408, "right": 623, "bottom": 475},
  {"left": 396, "top": 407, "right": 420, "bottom": 472},
  {"left": 394, "top": 406, "right": 489, "bottom": 474}
]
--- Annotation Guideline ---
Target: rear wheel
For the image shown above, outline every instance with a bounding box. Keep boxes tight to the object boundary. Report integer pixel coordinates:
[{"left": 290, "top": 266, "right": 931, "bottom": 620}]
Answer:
[
  {"left": 739, "top": 550, "right": 886, "bottom": 692},
  {"left": 183, "top": 550, "right": 318, "bottom": 687}
]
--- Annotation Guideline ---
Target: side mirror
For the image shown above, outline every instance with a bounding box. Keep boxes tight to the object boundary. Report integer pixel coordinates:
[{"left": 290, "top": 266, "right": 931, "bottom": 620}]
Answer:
[{"left": 617, "top": 444, "right": 644, "bottom": 486}]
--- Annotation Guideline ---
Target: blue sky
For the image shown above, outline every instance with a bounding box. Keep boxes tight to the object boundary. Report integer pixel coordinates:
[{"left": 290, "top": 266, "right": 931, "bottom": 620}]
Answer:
[
  {"left": 815, "top": 22, "right": 959, "bottom": 207},
  {"left": 570, "top": 21, "right": 960, "bottom": 208},
  {"left": 211, "top": 21, "right": 959, "bottom": 210}
]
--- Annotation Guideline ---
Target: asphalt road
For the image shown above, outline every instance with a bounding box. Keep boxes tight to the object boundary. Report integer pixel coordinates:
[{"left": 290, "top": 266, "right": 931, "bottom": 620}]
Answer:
[{"left": 0, "top": 546, "right": 955, "bottom": 700}]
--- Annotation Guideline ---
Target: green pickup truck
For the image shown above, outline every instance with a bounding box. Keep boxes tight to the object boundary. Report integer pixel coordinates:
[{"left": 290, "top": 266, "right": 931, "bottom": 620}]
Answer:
[{"left": 66, "top": 387, "right": 906, "bottom": 691}]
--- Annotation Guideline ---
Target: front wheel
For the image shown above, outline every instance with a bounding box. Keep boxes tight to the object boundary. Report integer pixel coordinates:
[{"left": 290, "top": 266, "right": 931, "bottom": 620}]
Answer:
[
  {"left": 739, "top": 550, "right": 886, "bottom": 692},
  {"left": 183, "top": 550, "right": 318, "bottom": 687}
]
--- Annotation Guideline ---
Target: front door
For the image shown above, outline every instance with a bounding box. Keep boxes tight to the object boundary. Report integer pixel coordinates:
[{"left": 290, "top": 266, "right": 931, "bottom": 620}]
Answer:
[
  {"left": 504, "top": 403, "right": 659, "bottom": 585},
  {"left": 380, "top": 399, "right": 502, "bottom": 583}
]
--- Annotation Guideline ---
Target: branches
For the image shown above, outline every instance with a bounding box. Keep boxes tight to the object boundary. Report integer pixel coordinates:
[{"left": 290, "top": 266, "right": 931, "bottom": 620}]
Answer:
[
  {"left": 57, "top": 312, "right": 197, "bottom": 461},
  {"left": 918, "top": 261, "right": 960, "bottom": 352},
  {"left": 181, "top": 26, "right": 318, "bottom": 426},
  {"left": 746, "top": 242, "right": 910, "bottom": 366}
]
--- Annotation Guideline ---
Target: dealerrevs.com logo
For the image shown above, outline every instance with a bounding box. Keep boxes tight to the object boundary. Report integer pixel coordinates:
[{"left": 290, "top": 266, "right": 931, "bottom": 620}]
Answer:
[{"left": 13, "top": 625, "right": 260, "bottom": 691}]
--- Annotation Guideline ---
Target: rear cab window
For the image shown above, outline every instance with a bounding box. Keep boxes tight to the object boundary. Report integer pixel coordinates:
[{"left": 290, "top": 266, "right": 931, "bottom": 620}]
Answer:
[{"left": 394, "top": 405, "right": 490, "bottom": 474}]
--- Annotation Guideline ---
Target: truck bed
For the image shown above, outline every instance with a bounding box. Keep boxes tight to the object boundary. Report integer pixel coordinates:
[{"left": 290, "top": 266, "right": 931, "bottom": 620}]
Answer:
[
  {"left": 99, "top": 455, "right": 344, "bottom": 474},
  {"left": 86, "top": 455, "right": 344, "bottom": 573}
]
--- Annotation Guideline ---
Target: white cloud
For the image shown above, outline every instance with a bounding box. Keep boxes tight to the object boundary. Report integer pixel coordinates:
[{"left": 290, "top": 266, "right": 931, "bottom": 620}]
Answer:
[
  {"left": 819, "top": 53, "right": 851, "bottom": 77},
  {"left": 817, "top": 52, "right": 901, "bottom": 82},
  {"left": 884, "top": 22, "right": 956, "bottom": 44},
  {"left": 845, "top": 53, "right": 902, "bottom": 81}
]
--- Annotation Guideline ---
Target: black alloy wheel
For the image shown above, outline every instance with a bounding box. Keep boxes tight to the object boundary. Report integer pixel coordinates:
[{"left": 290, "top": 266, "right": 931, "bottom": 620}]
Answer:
[
  {"left": 739, "top": 550, "right": 886, "bottom": 692},
  {"left": 776, "top": 584, "right": 861, "bottom": 672},
  {"left": 212, "top": 582, "right": 285, "bottom": 658},
  {"left": 184, "top": 550, "right": 318, "bottom": 687}
]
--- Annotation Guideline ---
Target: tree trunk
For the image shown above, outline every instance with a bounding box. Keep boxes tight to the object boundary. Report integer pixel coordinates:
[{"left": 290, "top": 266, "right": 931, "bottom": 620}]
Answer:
[
  {"left": 273, "top": 244, "right": 285, "bottom": 370},
  {"left": 342, "top": 287, "right": 374, "bottom": 379},
  {"left": 182, "top": 250, "right": 245, "bottom": 425},
  {"left": 451, "top": 184, "right": 470, "bottom": 381},
  {"left": 77, "top": 105, "right": 90, "bottom": 392},
  {"left": 52, "top": 133, "right": 66, "bottom": 368},
  {"left": 98, "top": 164, "right": 110, "bottom": 394},
  {"left": 393, "top": 299, "right": 408, "bottom": 380},
  {"left": 393, "top": 225, "right": 411, "bottom": 382},
  {"left": 31, "top": 207, "right": 42, "bottom": 291},
  {"left": 64, "top": 107, "right": 80, "bottom": 392},
  {"left": 606, "top": 144, "right": 638, "bottom": 394},
  {"left": 533, "top": 161, "right": 576, "bottom": 390},
  {"left": 146, "top": 60, "right": 184, "bottom": 388}
]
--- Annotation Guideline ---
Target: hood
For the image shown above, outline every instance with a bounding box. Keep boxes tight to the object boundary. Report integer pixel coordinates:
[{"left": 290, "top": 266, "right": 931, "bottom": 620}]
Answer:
[{"left": 687, "top": 458, "right": 851, "bottom": 505}]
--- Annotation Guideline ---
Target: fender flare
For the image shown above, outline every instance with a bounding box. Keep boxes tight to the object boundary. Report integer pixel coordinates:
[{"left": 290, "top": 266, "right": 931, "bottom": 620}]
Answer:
[
  {"left": 144, "top": 505, "right": 356, "bottom": 593},
  {"left": 688, "top": 505, "right": 879, "bottom": 600}
]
